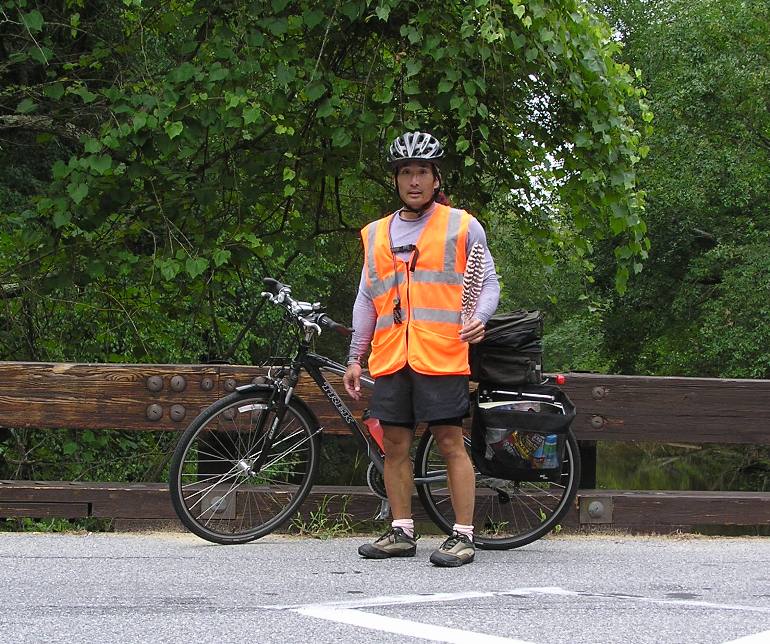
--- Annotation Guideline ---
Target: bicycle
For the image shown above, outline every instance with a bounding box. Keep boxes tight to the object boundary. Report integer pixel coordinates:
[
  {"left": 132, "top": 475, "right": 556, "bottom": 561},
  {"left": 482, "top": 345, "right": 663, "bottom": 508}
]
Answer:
[{"left": 168, "top": 277, "right": 581, "bottom": 549}]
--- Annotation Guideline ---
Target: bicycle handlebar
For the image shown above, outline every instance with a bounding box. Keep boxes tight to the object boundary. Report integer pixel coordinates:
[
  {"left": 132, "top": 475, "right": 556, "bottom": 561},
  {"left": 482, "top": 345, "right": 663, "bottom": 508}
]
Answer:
[
  {"left": 261, "top": 277, "right": 354, "bottom": 337},
  {"left": 318, "top": 314, "right": 354, "bottom": 337}
]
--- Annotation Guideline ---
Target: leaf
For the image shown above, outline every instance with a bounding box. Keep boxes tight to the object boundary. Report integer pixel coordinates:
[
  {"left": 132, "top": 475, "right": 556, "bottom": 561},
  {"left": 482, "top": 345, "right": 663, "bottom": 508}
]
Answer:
[
  {"left": 437, "top": 79, "right": 454, "bottom": 93},
  {"left": 283, "top": 167, "right": 296, "bottom": 181},
  {"left": 316, "top": 98, "right": 334, "bottom": 118},
  {"left": 22, "top": 10, "right": 44, "bottom": 32},
  {"left": 331, "top": 128, "right": 352, "bottom": 148},
  {"left": 52, "top": 160, "right": 69, "bottom": 179},
  {"left": 89, "top": 154, "right": 112, "bottom": 175},
  {"left": 305, "top": 80, "right": 326, "bottom": 101},
  {"left": 44, "top": 83, "right": 65, "bottom": 100},
  {"left": 403, "top": 80, "right": 420, "bottom": 95},
  {"left": 574, "top": 131, "right": 592, "bottom": 148},
  {"left": 16, "top": 98, "right": 37, "bottom": 114},
  {"left": 212, "top": 249, "right": 231, "bottom": 267},
  {"left": 405, "top": 60, "right": 422, "bottom": 77},
  {"left": 373, "top": 86, "right": 393, "bottom": 103},
  {"left": 209, "top": 65, "right": 229, "bottom": 81},
  {"left": 67, "top": 182, "right": 88, "bottom": 205},
  {"left": 74, "top": 86, "right": 98, "bottom": 104},
  {"left": 272, "top": 0, "right": 291, "bottom": 11},
  {"left": 266, "top": 17, "right": 288, "bottom": 36},
  {"left": 132, "top": 112, "right": 147, "bottom": 132},
  {"left": 375, "top": 5, "right": 390, "bottom": 21},
  {"left": 52, "top": 210, "right": 72, "bottom": 228},
  {"left": 158, "top": 259, "right": 181, "bottom": 281},
  {"left": 303, "top": 9, "right": 324, "bottom": 28},
  {"left": 62, "top": 441, "right": 78, "bottom": 456},
  {"left": 165, "top": 121, "right": 184, "bottom": 139},
  {"left": 275, "top": 62, "right": 295, "bottom": 85},
  {"left": 171, "top": 62, "right": 197, "bottom": 83},
  {"left": 185, "top": 257, "right": 209, "bottom": 279}
]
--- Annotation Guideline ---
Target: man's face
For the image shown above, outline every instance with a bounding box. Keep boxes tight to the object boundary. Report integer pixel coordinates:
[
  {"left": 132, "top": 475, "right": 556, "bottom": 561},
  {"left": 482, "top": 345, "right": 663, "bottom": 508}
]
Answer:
[{"left": 395, "top": 161, "right": 439, "bottom": 210}]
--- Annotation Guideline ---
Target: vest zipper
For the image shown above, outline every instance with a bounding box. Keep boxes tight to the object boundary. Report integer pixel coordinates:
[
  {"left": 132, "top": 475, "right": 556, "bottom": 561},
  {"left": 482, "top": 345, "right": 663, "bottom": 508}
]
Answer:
[{"left": 404, "top": 259, "right": 411, "bottom": 361}]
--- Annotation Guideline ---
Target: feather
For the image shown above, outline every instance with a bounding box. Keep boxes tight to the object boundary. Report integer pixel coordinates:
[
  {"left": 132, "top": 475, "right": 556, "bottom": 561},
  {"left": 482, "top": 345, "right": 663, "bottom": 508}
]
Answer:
[{"left": 461, "top": 242, "right": 485, "bottom": 325}]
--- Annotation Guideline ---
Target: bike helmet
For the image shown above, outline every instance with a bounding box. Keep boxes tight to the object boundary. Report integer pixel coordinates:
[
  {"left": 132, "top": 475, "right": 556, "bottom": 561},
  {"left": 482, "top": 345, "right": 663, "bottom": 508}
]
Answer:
[{"left": 387, "top": 131, "right": 444, "bottom": 166}]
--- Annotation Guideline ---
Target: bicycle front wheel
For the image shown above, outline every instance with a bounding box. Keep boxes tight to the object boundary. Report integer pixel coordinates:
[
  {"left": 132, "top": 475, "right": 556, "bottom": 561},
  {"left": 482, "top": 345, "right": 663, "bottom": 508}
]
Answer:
[
  {"left": 169, "top": 390, "right": 320, "bottom": 544},
  {"left": 415, "top": 430, "right": 580, "bottom": 550}
]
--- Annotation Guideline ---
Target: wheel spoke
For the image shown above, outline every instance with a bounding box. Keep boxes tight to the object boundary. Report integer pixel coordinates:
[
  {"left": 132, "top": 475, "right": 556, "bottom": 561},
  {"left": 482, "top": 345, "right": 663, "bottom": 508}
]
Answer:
[
  {"left": 169, "top": 394, "right": 319, "bottom": 544},
  {"left": 415, "top": 430, "right": 579, "bottom": 549}
]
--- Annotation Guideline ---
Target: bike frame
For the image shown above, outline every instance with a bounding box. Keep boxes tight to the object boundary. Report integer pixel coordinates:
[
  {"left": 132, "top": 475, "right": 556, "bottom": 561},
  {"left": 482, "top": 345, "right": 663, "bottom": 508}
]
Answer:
[{"left": 258, "top": 330, "right": 446, "bottom": 485}]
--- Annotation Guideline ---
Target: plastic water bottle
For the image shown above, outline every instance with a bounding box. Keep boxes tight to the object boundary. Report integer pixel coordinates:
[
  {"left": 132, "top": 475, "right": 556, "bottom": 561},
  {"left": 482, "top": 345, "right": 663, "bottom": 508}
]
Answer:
[
  {"left": 362, "top": 409, "right": 385, "bottom": 452},
  {"left": 542, "top": 434, "right": 560, "bottom": 469}
]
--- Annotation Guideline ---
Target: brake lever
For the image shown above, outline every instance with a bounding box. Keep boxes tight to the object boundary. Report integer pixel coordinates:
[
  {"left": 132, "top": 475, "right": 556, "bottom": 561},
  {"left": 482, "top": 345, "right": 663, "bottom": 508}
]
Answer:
[{"left": 301, "top": 319, "right": 322, "bottom": 334}]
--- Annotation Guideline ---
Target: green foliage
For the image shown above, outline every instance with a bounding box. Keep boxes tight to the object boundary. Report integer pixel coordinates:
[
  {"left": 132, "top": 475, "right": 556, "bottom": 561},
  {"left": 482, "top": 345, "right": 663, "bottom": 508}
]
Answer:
[
  {"left": 289, "top": 494, "right": 362, "bottom": 538},
  {"left": 599, "top": 442, "right": 770, "bottom": 493},
  {"left": 0, "top": 0, "right": 647, "bottom": 361},
  {"left": 1, "top": 1, "right": 648, "bottom": 485},
  {"left": 0, "top": 427, "right": 176, "bottom": 482},
  {"left": 598, "top": 0, "right": 770, "bottom": 377},
  {"left": 581, "top": 0, "right": 770, "bottom": 496},
  {"left": 0, "top": 517, "right": 112, "bottom": 533}
]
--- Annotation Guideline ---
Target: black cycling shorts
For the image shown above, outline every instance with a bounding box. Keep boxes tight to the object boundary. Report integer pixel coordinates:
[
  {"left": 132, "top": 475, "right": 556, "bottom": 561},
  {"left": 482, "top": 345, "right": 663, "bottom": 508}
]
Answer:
[{"left": 369, "top": 365, "right": 469, "bottom": 429}]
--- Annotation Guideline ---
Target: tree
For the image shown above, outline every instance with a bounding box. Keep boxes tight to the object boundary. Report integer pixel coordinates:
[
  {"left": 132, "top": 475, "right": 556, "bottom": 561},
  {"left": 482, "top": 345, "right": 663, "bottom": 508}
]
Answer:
[
  {"left": 1, "top": 0, "right": 649, "bottom": 365},
  {"left": 599, "top": 0, "right": 770, "bottom": 377}
]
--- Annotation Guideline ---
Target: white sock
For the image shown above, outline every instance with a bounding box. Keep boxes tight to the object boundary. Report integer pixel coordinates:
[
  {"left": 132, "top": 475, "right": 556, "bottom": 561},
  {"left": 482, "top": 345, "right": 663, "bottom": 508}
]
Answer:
[
  {"left": 453, "top": 523, "right": 474, "bottom": 540},
  {"left": 392, "top": 518, "right": 414, "bottom": 538}
]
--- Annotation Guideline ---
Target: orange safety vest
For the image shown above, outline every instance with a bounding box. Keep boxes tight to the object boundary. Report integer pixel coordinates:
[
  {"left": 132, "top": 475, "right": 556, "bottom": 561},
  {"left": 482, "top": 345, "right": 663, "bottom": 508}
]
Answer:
[{"left": 361, "top": 204, "right": 472, "bottom": 378}]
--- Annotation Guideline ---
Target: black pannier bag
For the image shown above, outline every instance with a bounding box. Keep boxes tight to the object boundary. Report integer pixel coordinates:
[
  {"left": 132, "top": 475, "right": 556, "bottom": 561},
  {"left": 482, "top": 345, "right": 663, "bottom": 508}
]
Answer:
[
  {"left": 469, "top": 309, "right": 543, "bottom": 386},
  {"left": 471, "top": 384, "right": 576, "bottom": 482}
]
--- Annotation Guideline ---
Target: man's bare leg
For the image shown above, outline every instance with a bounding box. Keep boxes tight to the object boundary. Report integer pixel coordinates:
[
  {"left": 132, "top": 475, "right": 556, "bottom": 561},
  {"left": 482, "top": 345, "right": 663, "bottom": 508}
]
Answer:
[{"left": 429, "top": 425, "right": 475, "bottom": 525}]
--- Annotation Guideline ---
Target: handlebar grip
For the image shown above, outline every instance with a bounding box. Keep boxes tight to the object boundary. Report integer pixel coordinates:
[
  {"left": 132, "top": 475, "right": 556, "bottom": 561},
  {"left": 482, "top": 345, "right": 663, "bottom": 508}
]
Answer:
[
  {"left": 318, "top": 314, "right": 354, "bottom": 337},
  {"left": 262, "top": 277, "right": 288, "bottom": 295}
]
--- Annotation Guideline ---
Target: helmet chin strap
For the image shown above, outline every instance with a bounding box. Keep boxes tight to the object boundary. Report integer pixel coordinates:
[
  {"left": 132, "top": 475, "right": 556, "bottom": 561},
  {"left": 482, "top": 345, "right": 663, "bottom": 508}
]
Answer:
[{"left": 395, "top": 187, "right": 441, "bottom": 218}]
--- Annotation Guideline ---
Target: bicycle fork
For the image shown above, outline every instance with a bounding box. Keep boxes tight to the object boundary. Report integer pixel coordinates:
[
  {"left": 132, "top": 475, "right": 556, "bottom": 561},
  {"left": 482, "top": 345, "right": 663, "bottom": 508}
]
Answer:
[{"left": 233, "top": 381, "right": 292, "bottom": 477}]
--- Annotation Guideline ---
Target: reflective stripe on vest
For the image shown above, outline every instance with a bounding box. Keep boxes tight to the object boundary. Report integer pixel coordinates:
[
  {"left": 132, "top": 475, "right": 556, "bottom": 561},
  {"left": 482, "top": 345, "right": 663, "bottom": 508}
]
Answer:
[{"left": 361, "top": 204, "right": 471, "bottom": 378}]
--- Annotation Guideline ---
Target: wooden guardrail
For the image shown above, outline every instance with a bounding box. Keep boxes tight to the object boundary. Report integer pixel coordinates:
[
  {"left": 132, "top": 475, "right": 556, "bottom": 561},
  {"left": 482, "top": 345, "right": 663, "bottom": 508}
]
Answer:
[{"left": 0, "top": 362, "right": 769, "bottom": 532}]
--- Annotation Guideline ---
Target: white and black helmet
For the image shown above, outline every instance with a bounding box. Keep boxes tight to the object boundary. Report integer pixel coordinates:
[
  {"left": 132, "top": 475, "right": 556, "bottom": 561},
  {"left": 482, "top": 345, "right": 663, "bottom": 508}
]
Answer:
[{"left": 387, "top": 131, "right": 444, "bottom": 166}]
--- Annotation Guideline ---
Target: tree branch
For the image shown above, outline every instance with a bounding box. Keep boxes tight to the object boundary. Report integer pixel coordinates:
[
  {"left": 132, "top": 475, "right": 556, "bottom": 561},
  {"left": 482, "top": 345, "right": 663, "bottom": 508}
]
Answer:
[{"left": 0, "top": 114, "right": 90, "bottom": 142}]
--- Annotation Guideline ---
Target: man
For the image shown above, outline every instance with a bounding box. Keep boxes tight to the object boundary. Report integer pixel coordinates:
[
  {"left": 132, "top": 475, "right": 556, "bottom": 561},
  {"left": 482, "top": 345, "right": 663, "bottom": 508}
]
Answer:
[{"left": 343, "top": 131, "right": 500, "bottom": 567}]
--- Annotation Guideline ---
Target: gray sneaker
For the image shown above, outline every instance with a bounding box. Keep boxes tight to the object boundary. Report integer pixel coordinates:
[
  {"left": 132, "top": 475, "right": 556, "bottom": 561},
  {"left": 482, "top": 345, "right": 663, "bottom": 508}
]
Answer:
[
  {"left": 358, "top": 527, "right": 417, "bottom": 559},
  {"left": 429, "top": 532, "right": 475, "bottom": 567}
]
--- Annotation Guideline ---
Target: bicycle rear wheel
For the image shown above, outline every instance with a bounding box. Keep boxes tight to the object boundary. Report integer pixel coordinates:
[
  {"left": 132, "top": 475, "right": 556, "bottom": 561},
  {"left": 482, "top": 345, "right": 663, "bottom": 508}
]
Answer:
[
  {"left": 169, "top": 390, "right": 320, "bottom": 544},
  {"left": 414, "top": 429, "right": 580, "bottom": 550}
]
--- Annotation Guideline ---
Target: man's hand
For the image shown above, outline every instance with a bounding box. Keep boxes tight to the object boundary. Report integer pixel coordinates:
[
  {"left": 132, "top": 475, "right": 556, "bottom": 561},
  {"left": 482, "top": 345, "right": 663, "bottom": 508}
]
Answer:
[
  {"left": 343, "top": 363, "right": 363, "bottom": 400},
  {"left": 459, "top": 318, "right": 485, "bottom": 344}
]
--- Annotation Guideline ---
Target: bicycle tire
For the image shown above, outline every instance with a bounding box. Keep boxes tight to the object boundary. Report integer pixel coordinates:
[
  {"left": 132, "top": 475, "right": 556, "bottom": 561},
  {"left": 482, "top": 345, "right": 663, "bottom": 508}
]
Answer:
[
  {"left": 169, "top": 390, "right": 320, "bottom": 545},
  {"left": 414, "top": 429, "right": 580, "bottom": 550}
]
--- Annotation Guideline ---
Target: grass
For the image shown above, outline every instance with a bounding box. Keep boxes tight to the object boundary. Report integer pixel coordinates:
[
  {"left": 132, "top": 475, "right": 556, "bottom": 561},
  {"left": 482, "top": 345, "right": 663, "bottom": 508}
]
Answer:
[
  {"left": 0, "top": 517, "right": 113, "bottom": 533},
  {"left": 289, "top": 494, "right": 361, "bottom": 539}
]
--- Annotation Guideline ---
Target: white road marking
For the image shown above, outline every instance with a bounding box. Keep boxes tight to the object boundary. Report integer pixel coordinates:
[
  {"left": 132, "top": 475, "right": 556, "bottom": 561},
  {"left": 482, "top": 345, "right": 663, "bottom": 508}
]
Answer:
[
  {"left": 262, "top": 586, "right": 770, "bottom": 644},
  {"left": 265, "top": 586, "right": 770, "bottom": 615},
  {"left": 260, "top": 586, "right": 571, "bottom": 610},
  {"left": 721, "top": 632, "right": 770, "bottom": 644},
  {"left": 296, "top": 606, "right": 535, "bottom": 644},
  {"left": 576, "top": 591, "right": 770, "bottom": 614}
]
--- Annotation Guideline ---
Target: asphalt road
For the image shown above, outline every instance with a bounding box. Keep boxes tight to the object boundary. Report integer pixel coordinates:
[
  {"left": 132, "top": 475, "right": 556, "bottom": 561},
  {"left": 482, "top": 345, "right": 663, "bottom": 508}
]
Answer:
[{"left": 1, "top": 531, "right": 769, "bottom": 644}]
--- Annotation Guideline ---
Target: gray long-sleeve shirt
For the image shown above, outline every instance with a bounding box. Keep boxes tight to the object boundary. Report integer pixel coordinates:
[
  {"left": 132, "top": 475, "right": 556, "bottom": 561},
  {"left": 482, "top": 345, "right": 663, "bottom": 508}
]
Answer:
[{"left": 348, "top": 203, "right": 500, "bottom": 360}]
